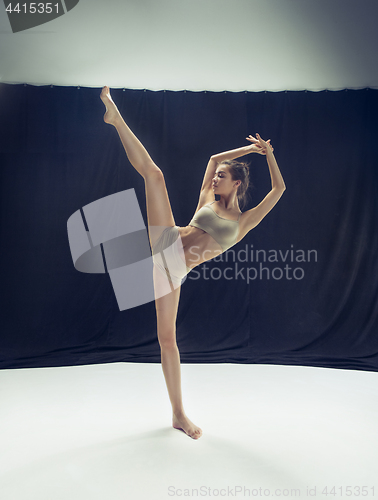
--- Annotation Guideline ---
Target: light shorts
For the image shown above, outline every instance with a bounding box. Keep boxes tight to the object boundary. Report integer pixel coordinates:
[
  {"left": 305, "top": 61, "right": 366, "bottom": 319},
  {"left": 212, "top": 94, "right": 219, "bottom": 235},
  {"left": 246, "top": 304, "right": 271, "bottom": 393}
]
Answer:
[{"left": 151, "top": 226, "right": 192, "bottom": 290}]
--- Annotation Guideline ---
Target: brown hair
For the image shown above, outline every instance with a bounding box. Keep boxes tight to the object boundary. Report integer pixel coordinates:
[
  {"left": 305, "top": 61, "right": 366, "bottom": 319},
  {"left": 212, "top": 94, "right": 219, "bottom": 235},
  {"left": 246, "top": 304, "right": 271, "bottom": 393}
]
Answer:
[{"left": 220, "top": 160, "right": 251, "bottom": 210}]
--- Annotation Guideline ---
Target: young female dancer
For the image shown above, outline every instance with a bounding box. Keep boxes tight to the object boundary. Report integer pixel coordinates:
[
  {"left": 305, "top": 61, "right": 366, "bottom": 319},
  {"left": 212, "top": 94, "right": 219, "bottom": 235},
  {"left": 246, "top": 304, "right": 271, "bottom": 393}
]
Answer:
[{"left": 100, "top": 86, "right": 286, "bottom": 440}]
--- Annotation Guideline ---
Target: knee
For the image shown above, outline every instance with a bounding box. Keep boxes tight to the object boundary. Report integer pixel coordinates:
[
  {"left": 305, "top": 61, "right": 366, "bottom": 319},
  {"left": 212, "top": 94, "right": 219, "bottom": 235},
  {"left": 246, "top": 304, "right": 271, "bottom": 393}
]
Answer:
[
  {"left": 145, "top": 163, "right": 164, "bottom": 182},
  {"left": 158, "top": 330, "right": 177, "bottom": 350}
]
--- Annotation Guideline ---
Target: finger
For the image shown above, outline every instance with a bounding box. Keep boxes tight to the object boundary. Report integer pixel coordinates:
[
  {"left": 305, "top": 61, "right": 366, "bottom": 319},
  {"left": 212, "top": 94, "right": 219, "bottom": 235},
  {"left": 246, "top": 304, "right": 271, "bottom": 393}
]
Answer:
[{"left": 257, "top": 135, "right": 267, "bottom": 147}]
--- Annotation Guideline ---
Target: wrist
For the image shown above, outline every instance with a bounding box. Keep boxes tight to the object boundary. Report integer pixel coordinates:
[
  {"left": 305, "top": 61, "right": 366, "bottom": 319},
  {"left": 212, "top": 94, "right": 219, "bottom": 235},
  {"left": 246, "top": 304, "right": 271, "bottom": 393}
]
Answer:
[{"left": 266, "top": 147, "right": 274, "bottom": 156}]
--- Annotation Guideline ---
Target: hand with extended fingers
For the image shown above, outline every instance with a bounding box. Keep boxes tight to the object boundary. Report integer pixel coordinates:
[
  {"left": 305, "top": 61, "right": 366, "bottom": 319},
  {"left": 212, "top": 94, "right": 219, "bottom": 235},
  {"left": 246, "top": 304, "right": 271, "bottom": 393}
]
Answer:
[{"left": 246, "top": 133, "right": 274, "bottom": 155}]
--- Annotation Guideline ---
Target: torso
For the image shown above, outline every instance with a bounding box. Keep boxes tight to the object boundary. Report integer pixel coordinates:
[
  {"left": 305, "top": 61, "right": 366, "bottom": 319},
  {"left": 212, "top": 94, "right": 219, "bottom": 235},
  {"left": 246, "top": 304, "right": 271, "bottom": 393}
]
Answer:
[{"left": 178, "top": 201, "right": 242, "bottom": 269}]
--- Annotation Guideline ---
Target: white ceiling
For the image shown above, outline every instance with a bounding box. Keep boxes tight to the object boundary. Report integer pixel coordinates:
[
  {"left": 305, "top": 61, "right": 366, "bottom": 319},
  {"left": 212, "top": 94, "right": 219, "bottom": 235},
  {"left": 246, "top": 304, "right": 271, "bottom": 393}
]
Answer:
[{"left": 1, "top": 0, "right": 378, "bottom": 91}]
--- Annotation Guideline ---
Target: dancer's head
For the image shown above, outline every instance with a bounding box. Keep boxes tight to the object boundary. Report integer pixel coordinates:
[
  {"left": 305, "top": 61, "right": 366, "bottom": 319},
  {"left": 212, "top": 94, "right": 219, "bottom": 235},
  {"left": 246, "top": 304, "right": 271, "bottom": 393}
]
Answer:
[{"left": 213, "top": 160, "right": 251, "bottom": 209}]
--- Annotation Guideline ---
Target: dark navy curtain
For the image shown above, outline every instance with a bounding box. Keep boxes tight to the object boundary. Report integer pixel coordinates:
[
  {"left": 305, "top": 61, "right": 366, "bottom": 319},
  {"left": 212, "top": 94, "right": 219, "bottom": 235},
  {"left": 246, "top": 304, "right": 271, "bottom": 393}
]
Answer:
[{"left": 1, "top": 83, "right": 377, "bottom": 371}]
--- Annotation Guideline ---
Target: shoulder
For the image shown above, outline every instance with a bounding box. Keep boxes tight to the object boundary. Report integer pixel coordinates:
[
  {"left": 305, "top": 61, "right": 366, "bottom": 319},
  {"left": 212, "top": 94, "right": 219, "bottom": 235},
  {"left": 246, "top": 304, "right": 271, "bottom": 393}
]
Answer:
[{"left": 193, "top": 188, "right": 215, "bottom": 214}]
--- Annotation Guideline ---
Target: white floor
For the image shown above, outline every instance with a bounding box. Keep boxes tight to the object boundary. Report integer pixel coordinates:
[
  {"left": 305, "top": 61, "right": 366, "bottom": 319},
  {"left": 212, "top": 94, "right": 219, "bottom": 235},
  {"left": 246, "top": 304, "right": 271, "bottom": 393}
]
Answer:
[{"left": 0, "top": 362, "right": 377, "bottom": 500}]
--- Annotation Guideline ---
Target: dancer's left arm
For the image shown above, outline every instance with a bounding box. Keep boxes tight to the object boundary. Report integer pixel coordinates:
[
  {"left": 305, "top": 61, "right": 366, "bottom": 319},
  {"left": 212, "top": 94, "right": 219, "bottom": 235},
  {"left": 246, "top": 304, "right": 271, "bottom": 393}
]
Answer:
[{"left": 237, "top": 134, "right": 286, "bottom": 240}]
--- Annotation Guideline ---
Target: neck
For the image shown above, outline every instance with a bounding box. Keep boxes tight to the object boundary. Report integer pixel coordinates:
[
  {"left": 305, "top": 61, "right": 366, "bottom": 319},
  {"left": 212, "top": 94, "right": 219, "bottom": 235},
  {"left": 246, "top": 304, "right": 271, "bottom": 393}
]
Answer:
[{"left": 217, "top": 191, "right": 240, "bottom": 211}]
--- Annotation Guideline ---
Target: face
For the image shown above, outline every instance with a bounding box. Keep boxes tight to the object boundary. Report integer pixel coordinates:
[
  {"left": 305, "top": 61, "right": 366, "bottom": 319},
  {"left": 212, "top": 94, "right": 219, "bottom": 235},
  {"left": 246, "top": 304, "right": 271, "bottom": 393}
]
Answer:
[{"left": 212, "top": 165, "right": 240, "bottom": 195}]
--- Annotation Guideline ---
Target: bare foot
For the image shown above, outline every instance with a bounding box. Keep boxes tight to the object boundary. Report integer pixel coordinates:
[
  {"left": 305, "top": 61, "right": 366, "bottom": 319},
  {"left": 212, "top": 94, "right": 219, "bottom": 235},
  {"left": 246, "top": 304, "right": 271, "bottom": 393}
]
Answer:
[
  {"left": 173, "top": 411, "right": 202, "bottom": 440},
  {"left": 100, "top": 86, "right": 122, "bottom": 126}
]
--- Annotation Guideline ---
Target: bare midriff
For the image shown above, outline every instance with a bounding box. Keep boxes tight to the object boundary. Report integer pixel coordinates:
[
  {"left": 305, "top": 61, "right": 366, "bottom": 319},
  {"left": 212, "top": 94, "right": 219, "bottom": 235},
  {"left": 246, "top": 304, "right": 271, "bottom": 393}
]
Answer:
[{"left": 177, "top": 225, "right": 223, "bottom": 269}]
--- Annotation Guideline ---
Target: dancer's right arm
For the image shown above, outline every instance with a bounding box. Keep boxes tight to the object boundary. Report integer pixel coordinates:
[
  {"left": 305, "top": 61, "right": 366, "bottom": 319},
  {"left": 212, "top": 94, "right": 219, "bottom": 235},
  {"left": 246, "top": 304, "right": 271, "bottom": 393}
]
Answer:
[
  {"left": 195, "top": 138, "right": 270, "bottom": 212},
  {"left": 201, "top": 143, "right": 270, "bottom": 191},
  {"left": 194, "top": 144, "right": 254, "bottom": 212},
  {"left": 199, "top": 145, "right": 253, "bottom": 192}
]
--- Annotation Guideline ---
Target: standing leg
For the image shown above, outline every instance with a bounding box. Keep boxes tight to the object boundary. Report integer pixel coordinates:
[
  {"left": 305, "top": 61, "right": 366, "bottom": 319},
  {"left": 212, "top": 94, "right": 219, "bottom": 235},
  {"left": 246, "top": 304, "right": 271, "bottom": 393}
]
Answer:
[
  {"left": 154, "top": 271, "right": 202, "bottom": 439},
  {"left": 100, "top": 87, "right": 202, "bottom": 439}
]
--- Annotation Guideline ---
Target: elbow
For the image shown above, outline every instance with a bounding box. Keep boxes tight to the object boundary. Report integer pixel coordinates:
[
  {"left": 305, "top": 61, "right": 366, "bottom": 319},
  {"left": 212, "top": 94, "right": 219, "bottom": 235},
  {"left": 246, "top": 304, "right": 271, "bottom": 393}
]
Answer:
[
  {"left": 279, "top": 179, "right": 286, "bottom": 193},
  {"left": 273, "top": 183, "right": 286, "bottom": 195}
]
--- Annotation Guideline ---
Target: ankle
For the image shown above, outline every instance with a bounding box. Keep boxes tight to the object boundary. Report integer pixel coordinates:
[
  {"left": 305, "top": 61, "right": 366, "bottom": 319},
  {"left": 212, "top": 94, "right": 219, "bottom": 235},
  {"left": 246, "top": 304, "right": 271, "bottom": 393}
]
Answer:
[
  {"left": 173, "top": 408, "right": 185, "bottom": 419},
  {"left": 112, "top": 115, "right": 124, "bottom": 128}
]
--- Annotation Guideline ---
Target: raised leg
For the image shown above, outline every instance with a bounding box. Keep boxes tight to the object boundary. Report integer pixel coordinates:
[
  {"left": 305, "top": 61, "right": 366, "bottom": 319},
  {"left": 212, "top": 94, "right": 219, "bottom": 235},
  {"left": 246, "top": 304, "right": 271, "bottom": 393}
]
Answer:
[
  {"left": 100, "top": 86, "right": 202, "bottom": 439},
  {"left": 100, "top": 86, "right": 174, "bottom": 234}
]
